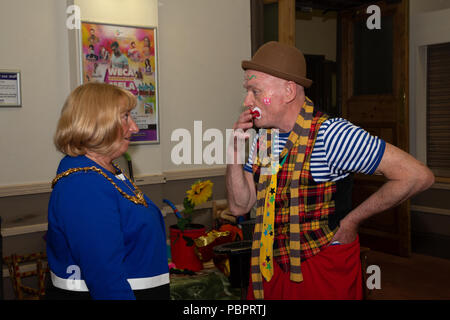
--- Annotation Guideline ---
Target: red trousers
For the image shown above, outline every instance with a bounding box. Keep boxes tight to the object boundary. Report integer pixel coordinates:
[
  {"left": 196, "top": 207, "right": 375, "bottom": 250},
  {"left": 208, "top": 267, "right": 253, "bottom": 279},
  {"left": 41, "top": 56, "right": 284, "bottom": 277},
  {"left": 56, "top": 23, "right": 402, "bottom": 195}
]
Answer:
[{"left": 247, "top": 236, "right": 363, "bottom": 300}]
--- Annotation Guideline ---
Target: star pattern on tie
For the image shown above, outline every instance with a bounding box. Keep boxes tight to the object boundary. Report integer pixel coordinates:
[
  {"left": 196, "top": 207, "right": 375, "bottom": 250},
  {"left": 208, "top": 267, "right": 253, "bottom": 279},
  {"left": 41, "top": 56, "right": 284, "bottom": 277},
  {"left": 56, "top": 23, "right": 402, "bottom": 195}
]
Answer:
[
  {"left": 260, "top": 154, "right": 288, "bottom": 282},
  {"left": 263, "top": 223, "right": 273, "bottom": 237}
]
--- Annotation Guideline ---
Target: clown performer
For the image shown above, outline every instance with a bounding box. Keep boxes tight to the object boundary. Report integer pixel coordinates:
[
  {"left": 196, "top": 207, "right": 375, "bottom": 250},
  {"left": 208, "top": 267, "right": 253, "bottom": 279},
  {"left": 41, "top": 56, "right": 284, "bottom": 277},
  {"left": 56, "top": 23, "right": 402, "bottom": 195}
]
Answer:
[{"left": 226, "top": 41, "right": 434, "bottom": 300}]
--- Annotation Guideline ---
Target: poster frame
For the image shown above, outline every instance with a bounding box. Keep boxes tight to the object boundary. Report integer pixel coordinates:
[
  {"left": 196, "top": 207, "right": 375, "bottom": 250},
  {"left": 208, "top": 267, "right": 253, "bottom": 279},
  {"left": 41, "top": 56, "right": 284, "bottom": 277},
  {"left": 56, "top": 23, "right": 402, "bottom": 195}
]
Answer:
[{"left": 79, "top": 21, "right": 160, "bottom": 145}]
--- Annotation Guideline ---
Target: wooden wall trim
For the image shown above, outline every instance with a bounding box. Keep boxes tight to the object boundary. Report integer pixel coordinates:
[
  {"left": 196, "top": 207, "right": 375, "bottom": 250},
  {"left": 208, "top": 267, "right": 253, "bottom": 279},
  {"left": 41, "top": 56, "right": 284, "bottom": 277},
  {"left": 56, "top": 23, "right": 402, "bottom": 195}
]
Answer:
[
  {"left": 251, "top": 0, "right": 265, "bottom": 55},
  {"left": 430, "top": 182, "right": 450, "bottom": 190},
  {"left": 1, "top": 223, "right": 48, "bottom": 238},
  {"left": 411, "top": 205, "right": 450, "bottom": 217},
  {"left": 278, "top": 0, "right": 296, "bottom": 45},
  {"left": 163, "top": 166, "right": 226, "bottom": 181},
  {"left": 0, "top": 167, "right": 227, "bottom": 198},
  {"left": 0, "top": 182, "right": 52, "bottom": 198},
  {"left": 0, "top": 199, "right": 228, "bottom": 238},
  {"left": 434, "top": 177, "right": 450, "bottom": 185}
]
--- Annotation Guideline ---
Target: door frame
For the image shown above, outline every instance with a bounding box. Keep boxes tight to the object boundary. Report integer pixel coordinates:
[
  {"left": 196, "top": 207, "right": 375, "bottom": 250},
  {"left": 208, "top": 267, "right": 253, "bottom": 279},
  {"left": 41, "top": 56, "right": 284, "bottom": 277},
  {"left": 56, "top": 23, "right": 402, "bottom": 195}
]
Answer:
[{"left": 339, "top": 0, "right": 411, "bottom": 256}]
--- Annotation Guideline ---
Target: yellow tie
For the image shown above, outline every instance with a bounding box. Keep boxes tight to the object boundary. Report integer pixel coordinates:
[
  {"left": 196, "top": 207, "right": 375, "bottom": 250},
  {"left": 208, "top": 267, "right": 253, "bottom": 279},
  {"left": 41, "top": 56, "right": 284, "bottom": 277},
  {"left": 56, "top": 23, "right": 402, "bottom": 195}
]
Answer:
[{"left": 260, "top": 154, "right": 287, "bottom": 282}]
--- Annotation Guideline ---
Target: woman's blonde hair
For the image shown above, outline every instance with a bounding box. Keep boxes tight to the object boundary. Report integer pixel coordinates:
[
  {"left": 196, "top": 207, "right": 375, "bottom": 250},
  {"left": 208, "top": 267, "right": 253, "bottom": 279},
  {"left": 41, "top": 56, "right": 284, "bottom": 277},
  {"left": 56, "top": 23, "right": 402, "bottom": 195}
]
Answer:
[{"left": 55, "top": 82, "right": 137, "bottom": 156}]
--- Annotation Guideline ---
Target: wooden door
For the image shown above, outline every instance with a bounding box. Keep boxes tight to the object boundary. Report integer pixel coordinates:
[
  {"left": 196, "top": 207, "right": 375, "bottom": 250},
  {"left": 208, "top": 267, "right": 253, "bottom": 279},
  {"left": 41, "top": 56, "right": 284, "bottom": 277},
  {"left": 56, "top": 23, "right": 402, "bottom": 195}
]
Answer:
[{"left": 340, "top": 0, "right": 410, "bottom": 256}]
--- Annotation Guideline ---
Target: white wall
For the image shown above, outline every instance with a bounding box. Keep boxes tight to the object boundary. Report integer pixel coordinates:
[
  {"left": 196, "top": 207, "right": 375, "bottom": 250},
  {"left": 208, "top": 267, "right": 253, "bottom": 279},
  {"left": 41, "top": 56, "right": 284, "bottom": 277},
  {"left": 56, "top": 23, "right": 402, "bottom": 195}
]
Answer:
[
  {"left": 296, "top": 12, "right": 337, "bottom": 61},
  {"left": 158, "top": 0, "right": 251, "bottom": 173},
  {"left": 0, "top": 0, "right": 71, "bottom": 186},
  {"left": 409, "top": 0, "right": 450, "bottom": 162},
  {"left": 75, "top": 0, "right": 158, "bottom": 26},
  {"left": 0, "top": 0, "right": 251, "bottom": 188},
  {"left": 410, "top": 0, "right": 450, "bottom": 14}
]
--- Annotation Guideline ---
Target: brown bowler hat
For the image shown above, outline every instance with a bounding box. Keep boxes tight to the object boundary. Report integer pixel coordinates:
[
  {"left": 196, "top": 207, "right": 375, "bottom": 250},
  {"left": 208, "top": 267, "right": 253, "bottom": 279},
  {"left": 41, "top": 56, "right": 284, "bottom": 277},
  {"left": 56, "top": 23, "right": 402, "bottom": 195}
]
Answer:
[{"left": 242, "top": 41, "right": 313, "bottom": 88}]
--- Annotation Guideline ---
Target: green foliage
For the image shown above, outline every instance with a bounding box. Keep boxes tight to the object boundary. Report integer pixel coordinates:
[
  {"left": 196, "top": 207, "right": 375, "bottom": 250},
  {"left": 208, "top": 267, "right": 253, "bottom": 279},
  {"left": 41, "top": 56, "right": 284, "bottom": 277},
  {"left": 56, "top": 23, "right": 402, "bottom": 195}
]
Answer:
[{"left": 176, "top": 197, "right": 195, "bottom": 231}]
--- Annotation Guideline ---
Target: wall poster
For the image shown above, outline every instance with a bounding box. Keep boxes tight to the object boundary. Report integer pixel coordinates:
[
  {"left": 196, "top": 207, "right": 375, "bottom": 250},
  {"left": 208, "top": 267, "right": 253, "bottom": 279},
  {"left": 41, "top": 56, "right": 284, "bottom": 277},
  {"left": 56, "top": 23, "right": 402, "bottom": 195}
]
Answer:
[{"left": 80, "top": 21, "right": 159, "bottom": 144}]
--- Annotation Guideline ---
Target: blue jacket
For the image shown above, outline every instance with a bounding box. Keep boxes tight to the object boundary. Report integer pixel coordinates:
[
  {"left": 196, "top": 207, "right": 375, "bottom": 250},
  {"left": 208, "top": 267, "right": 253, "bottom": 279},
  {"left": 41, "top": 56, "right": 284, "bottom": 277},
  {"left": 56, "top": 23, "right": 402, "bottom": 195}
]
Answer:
[{"left": 47, "top": 155, "right": 168, "bottom": 299}]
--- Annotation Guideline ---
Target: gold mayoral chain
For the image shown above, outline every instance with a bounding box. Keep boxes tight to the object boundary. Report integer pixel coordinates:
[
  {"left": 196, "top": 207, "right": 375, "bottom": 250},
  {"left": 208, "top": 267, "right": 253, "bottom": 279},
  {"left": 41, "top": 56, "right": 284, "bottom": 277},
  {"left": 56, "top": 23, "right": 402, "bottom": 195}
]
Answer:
[{"left": 51, "top": 165, "right": 148, "bottom": 207}]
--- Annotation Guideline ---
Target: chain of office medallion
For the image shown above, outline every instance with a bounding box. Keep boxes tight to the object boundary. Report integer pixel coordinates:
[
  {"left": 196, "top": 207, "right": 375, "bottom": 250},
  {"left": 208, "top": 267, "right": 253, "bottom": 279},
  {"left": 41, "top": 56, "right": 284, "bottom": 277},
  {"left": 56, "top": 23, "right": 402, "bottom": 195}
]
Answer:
[{"left": 51, "top": 166, "right": 147, "bottom": 207}]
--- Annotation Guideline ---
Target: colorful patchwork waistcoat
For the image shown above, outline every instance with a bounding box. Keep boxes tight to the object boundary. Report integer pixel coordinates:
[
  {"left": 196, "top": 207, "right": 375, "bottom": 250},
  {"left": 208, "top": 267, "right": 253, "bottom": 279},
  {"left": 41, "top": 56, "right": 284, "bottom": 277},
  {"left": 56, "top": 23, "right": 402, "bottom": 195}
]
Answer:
[{"left": 251, "top": 109, "right": 353, "bottom": 275}]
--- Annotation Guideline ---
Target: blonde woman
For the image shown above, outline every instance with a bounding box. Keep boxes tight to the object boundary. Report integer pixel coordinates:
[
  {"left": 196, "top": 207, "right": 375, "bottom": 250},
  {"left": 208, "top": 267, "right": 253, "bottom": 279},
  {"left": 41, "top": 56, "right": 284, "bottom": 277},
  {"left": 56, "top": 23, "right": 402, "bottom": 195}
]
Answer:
[{"left": 46, "top": 83, "right": 169, "bottom": 300}]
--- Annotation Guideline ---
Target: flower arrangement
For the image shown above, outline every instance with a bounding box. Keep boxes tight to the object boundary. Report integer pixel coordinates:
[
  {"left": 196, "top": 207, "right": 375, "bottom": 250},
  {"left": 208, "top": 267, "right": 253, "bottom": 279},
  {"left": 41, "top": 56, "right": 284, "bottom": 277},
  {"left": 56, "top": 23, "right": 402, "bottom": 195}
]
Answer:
[{"left": 164, "top": 180, "right": 213, "bottom": 231}]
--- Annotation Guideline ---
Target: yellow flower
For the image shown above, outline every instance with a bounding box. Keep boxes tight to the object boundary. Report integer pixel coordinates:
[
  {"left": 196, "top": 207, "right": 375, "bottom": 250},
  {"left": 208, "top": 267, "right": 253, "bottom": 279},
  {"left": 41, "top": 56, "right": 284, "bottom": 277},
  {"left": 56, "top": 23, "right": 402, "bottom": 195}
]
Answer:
[{"left": 186, "top": 180, "right": 213, "bottom": 206}]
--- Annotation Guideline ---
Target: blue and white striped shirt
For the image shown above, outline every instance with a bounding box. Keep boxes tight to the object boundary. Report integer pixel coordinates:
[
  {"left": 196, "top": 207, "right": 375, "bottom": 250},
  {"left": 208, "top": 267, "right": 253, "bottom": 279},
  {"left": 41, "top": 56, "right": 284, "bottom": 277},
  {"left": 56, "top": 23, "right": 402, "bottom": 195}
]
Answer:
[{"left": 243, "top": 118, "right": 386, "bottom": 182}]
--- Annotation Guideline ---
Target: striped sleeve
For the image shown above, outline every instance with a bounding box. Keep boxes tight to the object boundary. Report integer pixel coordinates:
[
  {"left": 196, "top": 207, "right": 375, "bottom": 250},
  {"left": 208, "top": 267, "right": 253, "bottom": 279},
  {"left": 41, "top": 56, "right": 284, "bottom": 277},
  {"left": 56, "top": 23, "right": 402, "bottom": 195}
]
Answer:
[
  {"left": 243, "top": 131, "right": 289, "bottom": 173},
  {"left": 310, "top": 118, "right": 386, "bottom": 182},
  {"left": 244, "top": 134, "right": 258, "bottom": 173}
]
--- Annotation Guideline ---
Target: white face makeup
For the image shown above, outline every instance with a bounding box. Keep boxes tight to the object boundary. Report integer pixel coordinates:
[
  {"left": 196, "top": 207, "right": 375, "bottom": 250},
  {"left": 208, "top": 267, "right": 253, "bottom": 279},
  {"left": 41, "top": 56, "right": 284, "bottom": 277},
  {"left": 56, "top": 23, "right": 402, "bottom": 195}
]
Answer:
[{"left": 251, "top": 106, "right": 262, "bottom": 119}]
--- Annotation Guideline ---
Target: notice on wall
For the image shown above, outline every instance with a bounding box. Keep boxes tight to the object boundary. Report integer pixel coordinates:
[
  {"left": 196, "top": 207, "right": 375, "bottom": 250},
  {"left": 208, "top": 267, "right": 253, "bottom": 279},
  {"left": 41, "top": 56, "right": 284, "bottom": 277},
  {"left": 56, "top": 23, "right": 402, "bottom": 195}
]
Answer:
[
  {"left": 80, "top": 22, "right": 159, "bottom": 144},
  {"left": 0, "top": 71, "right": 21, "bottom": 107}
]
